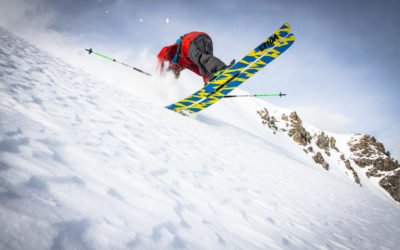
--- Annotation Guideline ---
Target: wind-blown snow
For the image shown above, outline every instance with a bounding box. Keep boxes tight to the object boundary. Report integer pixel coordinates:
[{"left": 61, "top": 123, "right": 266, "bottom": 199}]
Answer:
[{"left": 0, "top": 26, "right": 399, "bottom": 250}]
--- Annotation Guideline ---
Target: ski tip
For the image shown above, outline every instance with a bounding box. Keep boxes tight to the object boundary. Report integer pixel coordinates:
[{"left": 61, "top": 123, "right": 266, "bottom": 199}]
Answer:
[
  {"left": 283, "top": 23, "right": 290, "bottom": 29},
  {"left": 287, "top": 33, "right": 295, "bottom": 41}
]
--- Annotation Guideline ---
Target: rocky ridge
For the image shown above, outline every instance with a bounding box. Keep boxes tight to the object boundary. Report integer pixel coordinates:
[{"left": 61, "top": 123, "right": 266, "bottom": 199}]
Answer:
[{"left": 257, "top": 108, "right": 400, "bottom": 203}]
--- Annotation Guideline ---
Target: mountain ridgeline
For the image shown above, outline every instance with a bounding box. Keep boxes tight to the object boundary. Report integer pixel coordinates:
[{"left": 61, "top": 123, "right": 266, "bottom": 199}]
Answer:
[{"left": 257, "top": 108, "right": 400, "bottom": 202}]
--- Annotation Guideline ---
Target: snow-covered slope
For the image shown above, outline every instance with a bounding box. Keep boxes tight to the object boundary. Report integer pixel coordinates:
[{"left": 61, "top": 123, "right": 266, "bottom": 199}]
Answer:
[{"left": 1, "top": 27, "right": 399, "bottom": 250}]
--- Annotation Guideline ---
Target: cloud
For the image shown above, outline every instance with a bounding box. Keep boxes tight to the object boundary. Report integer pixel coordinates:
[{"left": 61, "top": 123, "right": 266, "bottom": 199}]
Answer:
[
  {"left": 0, "top": 0, "right": 53, "bottom": 32},
  {"left": 289, "top": 105, "right": 354, "bottom": 134}
]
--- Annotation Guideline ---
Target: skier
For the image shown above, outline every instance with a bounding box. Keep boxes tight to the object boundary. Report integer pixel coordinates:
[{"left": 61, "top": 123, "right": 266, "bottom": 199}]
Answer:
[{"left": 157, "top": 32, "right": 230, "bottom": 85}]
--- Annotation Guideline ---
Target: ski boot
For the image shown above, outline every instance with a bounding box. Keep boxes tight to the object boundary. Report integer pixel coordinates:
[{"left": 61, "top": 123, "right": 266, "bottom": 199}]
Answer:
[{"left": 206, "top": 59, "right": 236, "bottom": 85}]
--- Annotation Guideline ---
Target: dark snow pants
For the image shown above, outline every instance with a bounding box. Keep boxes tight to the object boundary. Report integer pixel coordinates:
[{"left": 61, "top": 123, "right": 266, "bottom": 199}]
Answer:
[{"left": 188, "top": 35, "right": 226, "bottom": 80}]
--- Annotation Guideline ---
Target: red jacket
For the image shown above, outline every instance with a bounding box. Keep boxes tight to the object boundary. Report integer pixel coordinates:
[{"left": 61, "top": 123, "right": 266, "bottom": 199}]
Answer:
[{"left": 157, "top": 32, "right": 210, "bottom": 83}]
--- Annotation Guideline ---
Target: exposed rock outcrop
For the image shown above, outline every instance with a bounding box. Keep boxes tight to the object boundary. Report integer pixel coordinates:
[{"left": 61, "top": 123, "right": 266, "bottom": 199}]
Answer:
[
  {"left": 379, "top": 171, "right": 400, "bottom": 202},
  {"left": 330, "top": 137, "right": 339, "bottom": 152},
  {"left": 257, "top": 108, "right": 278, "bottom": 133},
  {"left": 316, "top": 132, "right": 330, "bottom": 151},
  {"left": 257, "top": 107, "right": 399, "bottom": 203},
  {"left": 287, "top": 112, "right": 311, "bottom": 146},
  {"left": 348, "top": 134, "right": 400, "bottom": 201},
  {"left": 312, "top": 152, "right": 329, "bottom": 170},
  {"left": 343, "top": 157, "right": 361, "bottom": 185}
]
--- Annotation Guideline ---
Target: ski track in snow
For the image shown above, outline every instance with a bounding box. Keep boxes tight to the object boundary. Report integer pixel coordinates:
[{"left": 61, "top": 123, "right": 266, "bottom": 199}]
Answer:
[{"left": 0, "top": 26, "right": 400, "bottom": 249}]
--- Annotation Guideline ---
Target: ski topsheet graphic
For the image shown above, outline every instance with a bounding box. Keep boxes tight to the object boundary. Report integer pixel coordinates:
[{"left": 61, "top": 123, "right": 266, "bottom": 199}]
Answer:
[
  {"left": 166, "top": 23, "right": 294, "bottom": 114},
  {"left": 186, "top": 34, "right": 295, "bottom": 114}
]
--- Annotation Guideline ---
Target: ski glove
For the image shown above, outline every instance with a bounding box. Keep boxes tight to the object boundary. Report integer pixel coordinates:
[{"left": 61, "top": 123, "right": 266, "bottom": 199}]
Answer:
[{"left": 167, "top": 66, "right": 180, "bottom": 79}]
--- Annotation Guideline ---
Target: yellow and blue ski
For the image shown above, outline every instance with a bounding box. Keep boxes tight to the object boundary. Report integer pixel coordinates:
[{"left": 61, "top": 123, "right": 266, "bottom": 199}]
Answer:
[
  {"left": 185, "top": 33, "right": 295, "bottom": 114},
  {"left": 166, "top": 23, "right": 291, "bottom": 112}
]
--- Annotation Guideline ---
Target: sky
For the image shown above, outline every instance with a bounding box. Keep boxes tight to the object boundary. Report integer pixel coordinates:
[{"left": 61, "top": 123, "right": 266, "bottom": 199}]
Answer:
[{"left": 1, "top": 0, "right": 399, "bottom": 159}]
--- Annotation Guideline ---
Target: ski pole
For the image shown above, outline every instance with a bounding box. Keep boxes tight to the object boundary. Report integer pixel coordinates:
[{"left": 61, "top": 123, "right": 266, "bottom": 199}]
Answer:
[
  {"left": 224, "top": 92, "right": 287, "bottom": 98},
  {"left": 85, "top": 48, "right": 152, "bottom": 77}
]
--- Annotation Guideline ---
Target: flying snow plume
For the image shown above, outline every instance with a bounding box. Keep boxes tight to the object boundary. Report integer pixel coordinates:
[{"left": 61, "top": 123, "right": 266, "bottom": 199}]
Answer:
[
  {"left": 139, "top": 18, "right": 143, "bottom": 23},
  {"left": 166, "top": 17, "right": 170, "bottom": 24}
]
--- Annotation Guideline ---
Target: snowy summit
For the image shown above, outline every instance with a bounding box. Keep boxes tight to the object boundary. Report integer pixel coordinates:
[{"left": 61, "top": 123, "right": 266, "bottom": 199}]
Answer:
[{"left": 0, "top": 27, "right": 400, "bottom": 250}]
